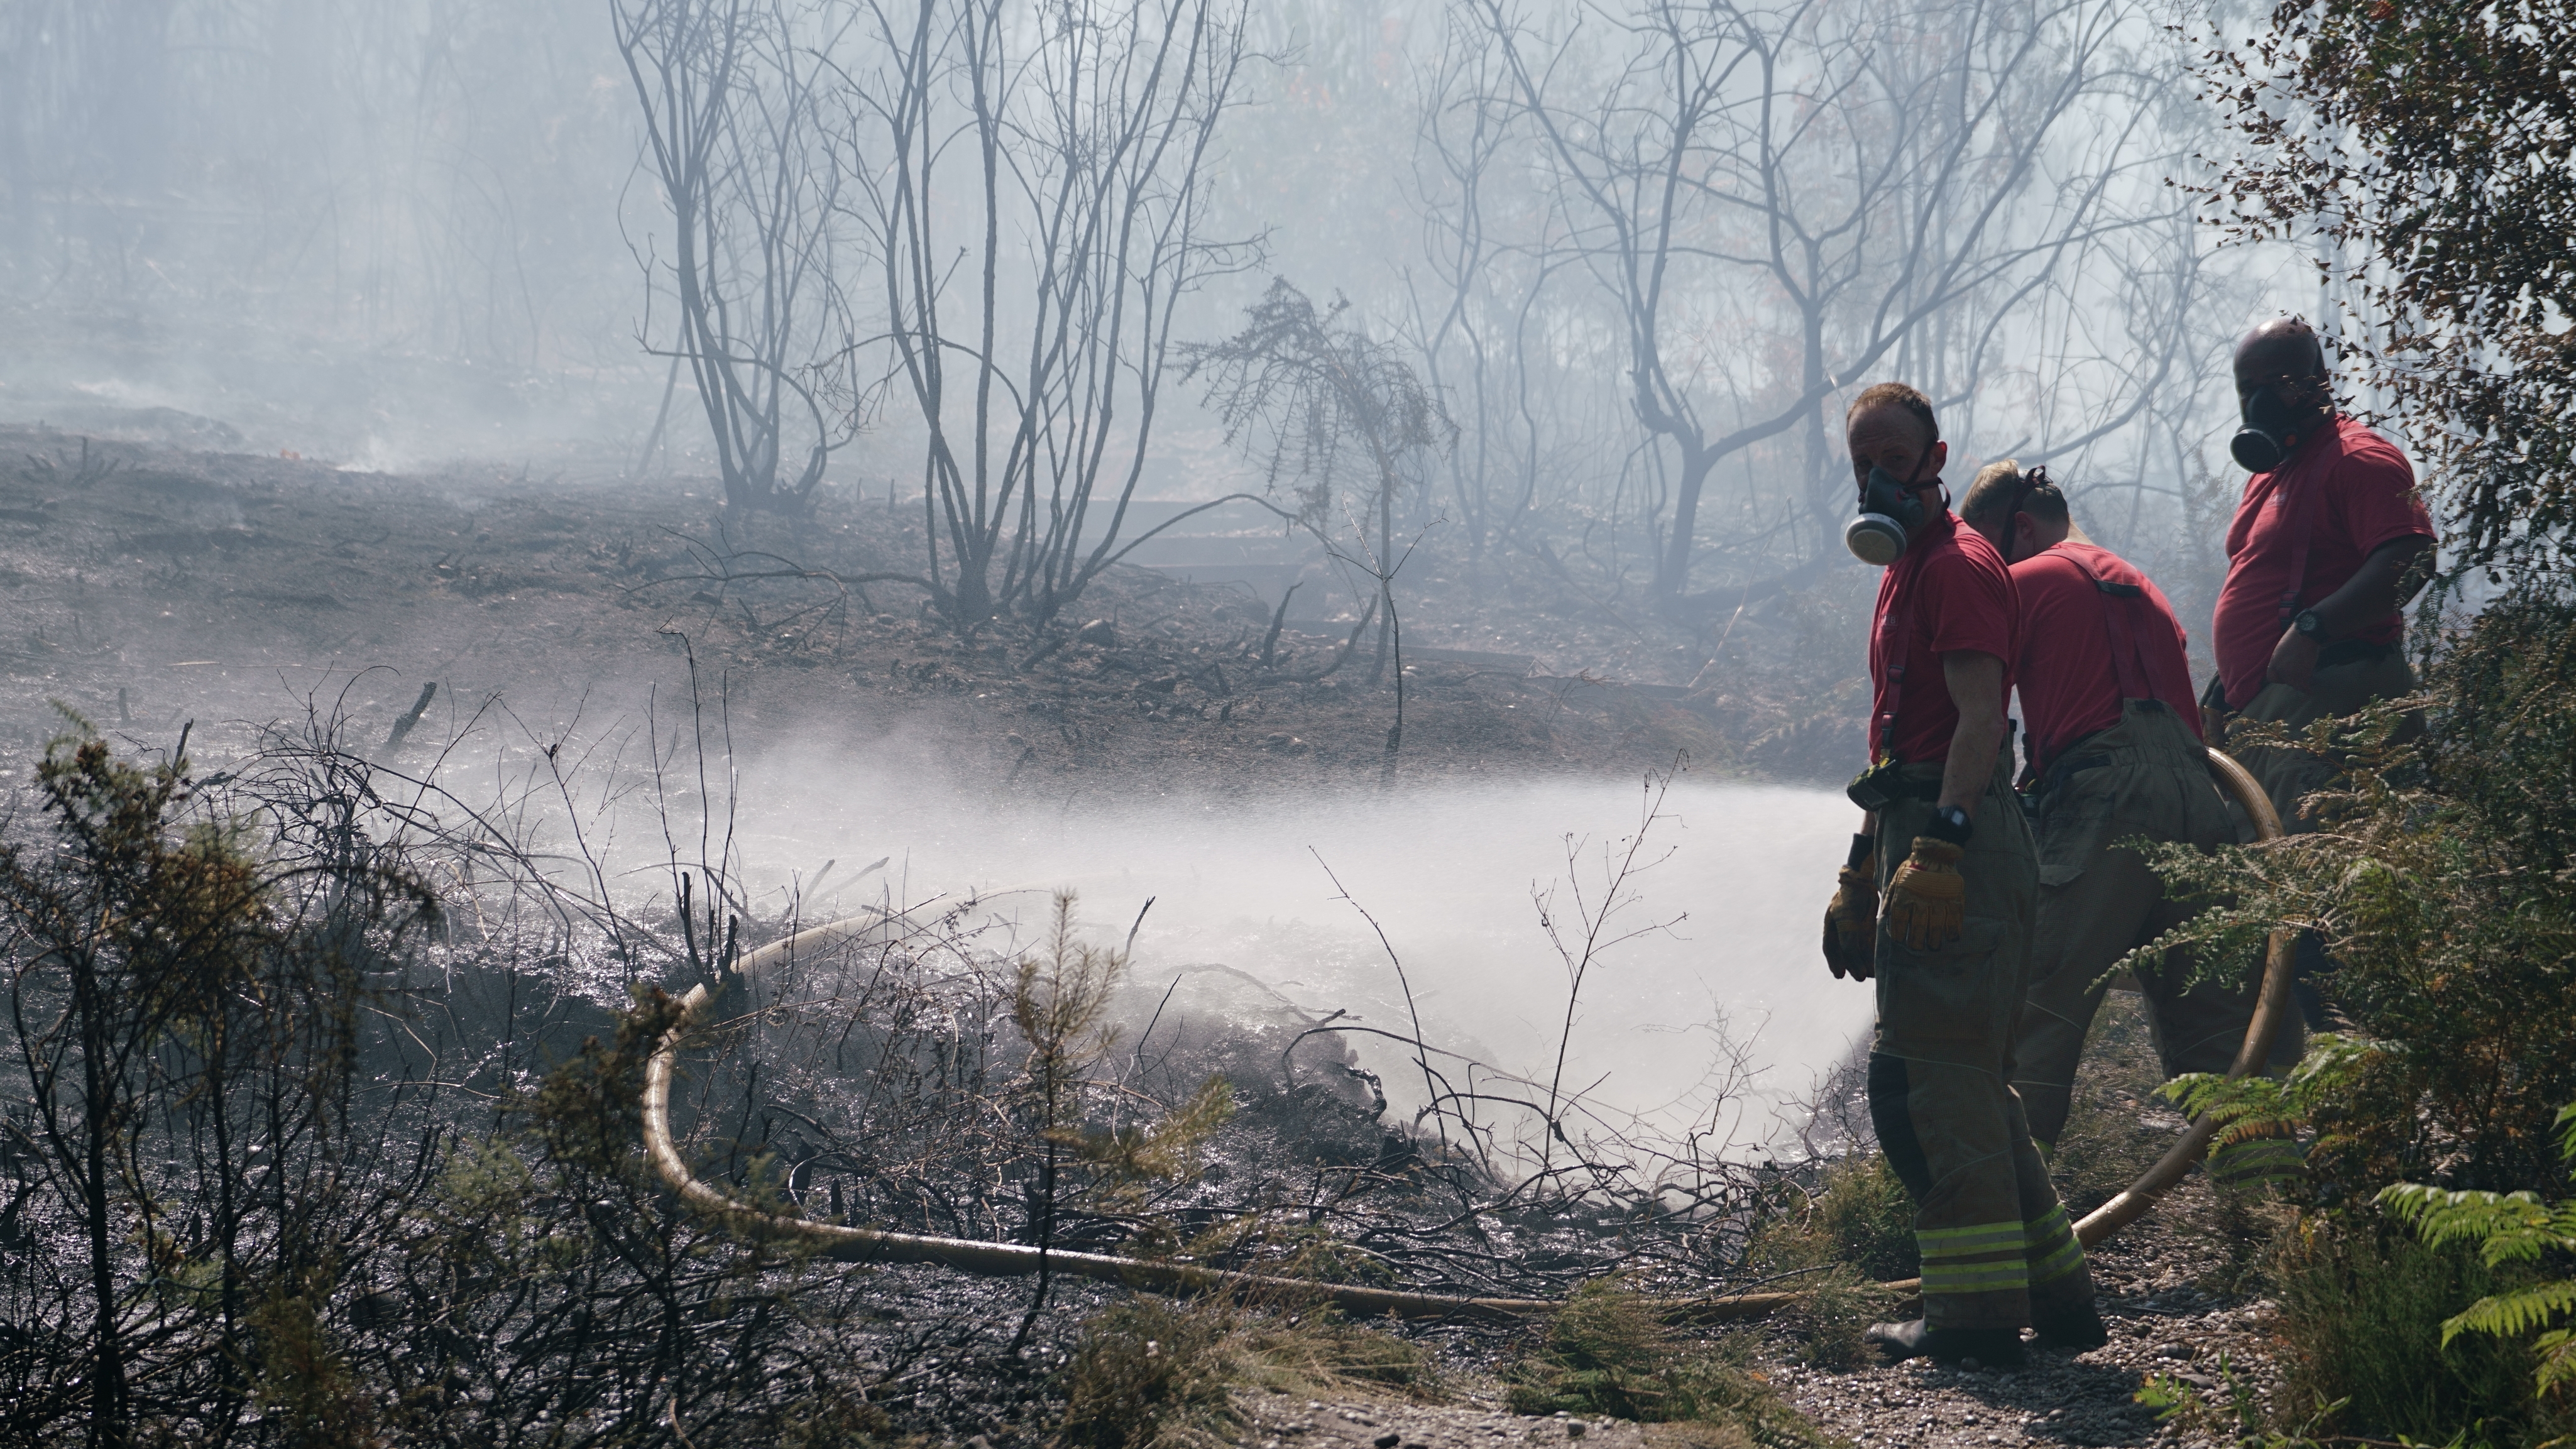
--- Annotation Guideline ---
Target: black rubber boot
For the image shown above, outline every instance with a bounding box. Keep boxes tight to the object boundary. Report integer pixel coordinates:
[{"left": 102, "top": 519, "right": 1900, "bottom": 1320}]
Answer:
[
  {"left": 2031, "top": 1303, "right": 2108, "bottom": 1352},
  {"left": 1865, "top": 1319, "right": 2027, "bottom": 1370}
]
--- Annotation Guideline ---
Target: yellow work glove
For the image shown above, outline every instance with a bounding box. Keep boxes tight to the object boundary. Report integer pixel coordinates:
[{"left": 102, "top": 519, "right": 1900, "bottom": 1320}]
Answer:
[
  {"left": 1882, "top": 836, "right": 1967, "bottom": 951},
  {"left": 1822, "top": 833, "right": 1877, "bottom": 980}
]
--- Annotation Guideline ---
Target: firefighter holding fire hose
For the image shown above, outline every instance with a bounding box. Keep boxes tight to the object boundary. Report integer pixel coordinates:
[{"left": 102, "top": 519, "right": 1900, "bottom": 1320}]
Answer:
[
  {"left": 1956, "top": 462, "right": 2303, "bottom": 1188},
  {"left": 1820, "top": 383, "right": 2106, "bottom": 1370}
]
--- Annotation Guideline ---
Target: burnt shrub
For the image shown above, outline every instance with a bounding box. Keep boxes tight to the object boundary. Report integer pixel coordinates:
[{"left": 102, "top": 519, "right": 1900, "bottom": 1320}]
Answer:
[{"left": 1058, "top": 1295, "right": 1435, "bottom": 1448}]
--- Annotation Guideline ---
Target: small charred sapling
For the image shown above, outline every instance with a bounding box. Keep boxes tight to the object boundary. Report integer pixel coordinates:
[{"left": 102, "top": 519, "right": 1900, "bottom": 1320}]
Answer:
[
  {"left": 1185, "top": 279, "right": 1456, "bottom": 780},
  {"left": 1008, "top": 893, "right": 1124, "bottom": 1350},
  {"left": 833, "top": 0, "right": 1259, "bottom": 627}
]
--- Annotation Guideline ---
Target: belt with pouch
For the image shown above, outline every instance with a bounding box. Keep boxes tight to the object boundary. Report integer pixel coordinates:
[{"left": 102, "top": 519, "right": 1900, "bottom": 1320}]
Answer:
[
  {"left": 1845, "top": 760, "right": 1944, "bottom": 812},
  {"left": 2204, "top": 641, "right": 2400, "bottom": 735},
  {"left": 2016, "top": 752, "right": 2111, "bottom": 824},
  {"left": 2032, "top": 752, "right": 2112, "bottom": 804},
  {"left": 1847, "top": 721, "right": 2019, "bottom": 812}
]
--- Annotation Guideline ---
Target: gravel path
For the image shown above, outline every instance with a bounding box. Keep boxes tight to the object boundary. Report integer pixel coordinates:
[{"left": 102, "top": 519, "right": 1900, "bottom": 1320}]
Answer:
[
  {"left": 1236, "top": 1387, "right": 1675, "bottom": 1449},
  {"left": 1242, "top": 1287, "right": 2286, "bottom": 1449},
  {"left": 1777, "top": 1288, "right": 2286, "bottom": 1449},
  {"left": 1239, "top": 1167, "right": 2295, "bottom": 1449}
]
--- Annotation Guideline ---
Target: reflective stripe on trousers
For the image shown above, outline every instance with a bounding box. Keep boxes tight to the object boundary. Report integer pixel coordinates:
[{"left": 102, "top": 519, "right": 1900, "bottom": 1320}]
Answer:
[{"left": 1869, "top": 748, "right": 2095, "bottom": 1330}]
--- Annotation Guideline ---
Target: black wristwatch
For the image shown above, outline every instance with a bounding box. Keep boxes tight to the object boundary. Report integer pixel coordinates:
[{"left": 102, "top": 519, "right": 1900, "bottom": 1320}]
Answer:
[
  {"left": 1926, "top": 805, "right": 1973, "bottom": 845},
  {"left": 2293, "top": 608, "right": 2329, "bottom": 642}
]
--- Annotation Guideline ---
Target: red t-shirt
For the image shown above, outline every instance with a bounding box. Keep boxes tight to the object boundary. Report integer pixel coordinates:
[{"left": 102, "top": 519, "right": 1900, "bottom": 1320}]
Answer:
[
  {"left": 1868, "top": 508, "right": 2018, "bottom": 765},
  {"left": 2010, "top": 541, "right": 2201, "bottom": 768},
  {"left": 2212, "top": 415, "right": 2435, "bottom": 710}
]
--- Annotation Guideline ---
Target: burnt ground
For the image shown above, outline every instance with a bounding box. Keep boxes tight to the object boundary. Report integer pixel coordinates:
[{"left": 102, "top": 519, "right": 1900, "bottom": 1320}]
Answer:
[
  {"left": 0, "top": 415, "right": 2288, "bottom": 1448},
  {"left": 0, "top": 417, "right": 1870, "bottom": 797},
  {"left": 1223, "top": 993, "right": 2297, "bottom": 1449},
  {"left": 1204, "top": 1175, "right": 2287, "bottom": 1449},
  {"left": 1774, "top": 1184, "right": 2295, "bottom": 1449}
]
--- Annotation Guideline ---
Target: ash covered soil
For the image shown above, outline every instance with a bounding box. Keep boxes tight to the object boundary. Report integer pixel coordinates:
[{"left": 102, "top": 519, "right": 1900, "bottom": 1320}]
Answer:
[
  {"left": 0, "top": 421, "right": 1869, "bottom": 791},
  {"left": 0, "top": 420, "right": 2281, "bottom": 1448},
  {"left": 1773, "top": 1204, "right": 2292, "bottom": 1449},
  {"left": 1221, "top": 1171, "right": 2291, "bottom": 1449}
]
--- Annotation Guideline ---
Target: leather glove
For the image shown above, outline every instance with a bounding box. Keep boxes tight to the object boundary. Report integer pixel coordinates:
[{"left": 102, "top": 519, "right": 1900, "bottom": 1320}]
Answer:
[
  {"left": 1822, "top": 833, "right": 1877, "bottom": 980},
  {"left": 1882, "top": 836, "right": 1967, "bottom": 951}
]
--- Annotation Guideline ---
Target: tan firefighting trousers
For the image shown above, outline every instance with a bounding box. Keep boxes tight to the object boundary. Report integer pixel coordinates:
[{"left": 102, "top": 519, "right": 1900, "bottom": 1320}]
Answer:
[
  {"left": 1870, "top": 747, "right": 2093, "bottom": 1332},
  {"left": 2229, "top": 650, "right": 2421, "bottom": 838},
  {"left": 2203, "top": 652, "right": 2417, "bottom": 1184},
  {"left": 2010, "top": 703, "right": 2303, "bottom": 1184}
]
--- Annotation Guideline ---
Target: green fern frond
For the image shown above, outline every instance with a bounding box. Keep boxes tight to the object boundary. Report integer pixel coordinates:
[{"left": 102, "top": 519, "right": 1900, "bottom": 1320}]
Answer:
[
  {"left": 2381, "top": 1184, "right": 2576, "bottom": 1266},
  {"left": 2284, "top": 1032, "right": 2382, "bottom": 1093},
  {"left": 2159, "top": 1035, "right": 2386, "bottom": 1139},
  {"left": 2380, "top": 1183, "right": 2546, "bottom": 1238},
  {"left": 2443, "top": 1281, "right": 2576, "bottom": 1346},
  {"left": 2532, "top": 1328, "right": 2575, "bottom": 1397},
  {"left": 2159, "top": 1071, "right": 2287, "bottom": 1123},
  {"left": 2557, "top": 1102, "right": 2576, "bottom": 1166}
]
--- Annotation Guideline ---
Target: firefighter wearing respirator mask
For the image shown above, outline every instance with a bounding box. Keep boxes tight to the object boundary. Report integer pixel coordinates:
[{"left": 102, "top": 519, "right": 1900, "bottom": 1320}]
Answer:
[
  {"left": 2206, "top": 317, "right": 2435, "bottom": 795},
  {"left": 2205, "top": 318, "right": 2437, "bottom": 1038},
  {"left": 1819, "top": 383, "right": 2104, "bottom": 1370}
]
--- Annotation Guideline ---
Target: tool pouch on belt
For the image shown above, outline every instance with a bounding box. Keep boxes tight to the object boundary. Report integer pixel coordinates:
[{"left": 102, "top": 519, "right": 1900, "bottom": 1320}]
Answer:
[
  {"left": 2030, "top": 702, "right": 2230, "bottom": 887},
  {"left": 1848, "top": 758, "right": 1943, "bottom": 812},
  {"left": 1846, "top": 760, "right": 1903, "bottom": 812}
]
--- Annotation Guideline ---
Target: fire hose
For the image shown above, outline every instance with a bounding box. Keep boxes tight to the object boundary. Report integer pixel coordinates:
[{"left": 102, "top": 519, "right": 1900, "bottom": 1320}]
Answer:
[{"left": 640, "top": 747, "right": 2293, "bottom": 1323}]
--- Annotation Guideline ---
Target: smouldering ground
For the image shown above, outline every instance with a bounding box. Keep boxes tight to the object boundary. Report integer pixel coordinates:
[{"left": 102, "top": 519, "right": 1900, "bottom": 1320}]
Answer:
[{"left": 0, "top": 418, "right": 1866, "bottom": 796}]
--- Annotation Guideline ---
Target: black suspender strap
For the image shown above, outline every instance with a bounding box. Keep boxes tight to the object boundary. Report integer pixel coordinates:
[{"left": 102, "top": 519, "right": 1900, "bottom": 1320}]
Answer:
[{"left": 2060, "top": 547, "right": 2154, "bottom": 704}]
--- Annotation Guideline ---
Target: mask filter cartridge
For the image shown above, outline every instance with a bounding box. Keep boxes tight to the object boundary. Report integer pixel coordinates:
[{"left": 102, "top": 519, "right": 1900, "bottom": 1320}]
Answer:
[
  {"left": 1845, "top": 465, "right": 1926, "bottom": 566},
  {"left": 2230, "top": 383, "right": 2311, "bottom": 473}
]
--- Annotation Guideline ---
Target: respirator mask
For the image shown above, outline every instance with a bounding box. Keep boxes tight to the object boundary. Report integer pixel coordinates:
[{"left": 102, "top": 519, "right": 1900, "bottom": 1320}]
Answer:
[
  {"left": 2230, "top": 381, "right": 2316, "bottom": 473},
  {"left": 1844, "top": 464, "right": 1932, "bottom": 567}
]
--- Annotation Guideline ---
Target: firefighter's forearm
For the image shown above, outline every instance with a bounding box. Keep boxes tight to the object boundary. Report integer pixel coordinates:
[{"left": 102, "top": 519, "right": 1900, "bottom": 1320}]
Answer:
[
  {"left": 2310, "top": 536, "right": 2431, "bottom": 637},
  {"left": 1936, "top": 651, "right": 2007, "bottom": 816}
]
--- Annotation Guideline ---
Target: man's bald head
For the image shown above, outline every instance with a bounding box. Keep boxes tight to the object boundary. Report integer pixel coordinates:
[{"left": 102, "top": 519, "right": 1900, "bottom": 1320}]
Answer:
[{"left": 2233, "top": 317, "right": 2329, "bottom": 403}]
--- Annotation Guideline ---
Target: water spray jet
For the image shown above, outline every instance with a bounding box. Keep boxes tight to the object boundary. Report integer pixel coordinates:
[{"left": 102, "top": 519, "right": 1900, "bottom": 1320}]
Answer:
[{"left": 642, "top": 750, "right": 2294, "bottom": 1321}]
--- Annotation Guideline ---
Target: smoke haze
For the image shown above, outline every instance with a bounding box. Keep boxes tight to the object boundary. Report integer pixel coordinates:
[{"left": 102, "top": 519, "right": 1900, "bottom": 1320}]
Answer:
[{"left": 0, "top": 0, "right": 2339, "bottom": 1158}]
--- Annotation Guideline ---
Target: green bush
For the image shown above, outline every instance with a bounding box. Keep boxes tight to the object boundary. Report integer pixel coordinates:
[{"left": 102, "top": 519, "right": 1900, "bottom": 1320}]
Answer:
[
  {"left": 1501, "top": 1281, "right": 1833, "bottom": 1446},
  {"left": 1746, "top": 1155, "right": 1918, "bottom": 1283},
  {"left": 2141, "top": 593, "right": 2576, "bottom": 1202},
  {"left": 1060, "top": 1298, "right": 1240, "bottom": 1449},
  {"left": 2137, "top": 589, "right": 2576, "bottom": 1445},
  {"left": 2273, "top": 1224, "right": 2572, "bottom": 1446},
  {"left": 2382, "top": 1102, "right": 2576, "bottom": 1408}
]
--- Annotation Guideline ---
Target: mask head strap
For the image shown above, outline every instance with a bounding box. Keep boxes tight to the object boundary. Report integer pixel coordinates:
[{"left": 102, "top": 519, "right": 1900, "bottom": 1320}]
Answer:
[{"left": 2000, "top": 464, "right": 2051, "bottom": 560}]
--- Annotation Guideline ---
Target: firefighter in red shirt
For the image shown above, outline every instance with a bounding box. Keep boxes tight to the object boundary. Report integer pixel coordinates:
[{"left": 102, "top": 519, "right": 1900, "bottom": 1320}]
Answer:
[
  {"left": 2210, "top": 318, "right": 2436, "bottom": 830},
  {"left": 2210, "top": 319, "right": 2436, "bottom": 1037},
  {"left": 1821, "top": 384, "right": 2103, "bottom": 1369},
  {"left": 1960, "top": 464, "right": 2301, "bottom": 1185}
]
